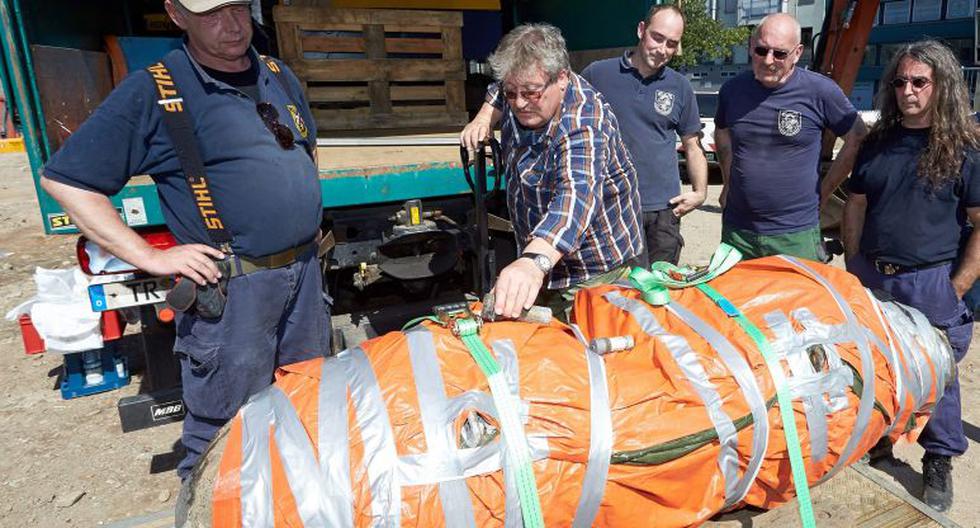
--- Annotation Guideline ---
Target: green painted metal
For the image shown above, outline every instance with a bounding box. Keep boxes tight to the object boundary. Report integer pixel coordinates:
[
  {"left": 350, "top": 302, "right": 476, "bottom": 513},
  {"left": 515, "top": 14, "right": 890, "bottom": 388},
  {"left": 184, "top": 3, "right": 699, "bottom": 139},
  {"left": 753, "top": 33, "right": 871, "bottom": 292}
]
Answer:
[
  {"left": 39, "top": 164, "right": 499, "bottom": 234},
  {"left": 0, "top": 0, "right": 45, "bottom": 195},
  {"left": 10, "top": 0, "right": 50, "bottom": 158}
]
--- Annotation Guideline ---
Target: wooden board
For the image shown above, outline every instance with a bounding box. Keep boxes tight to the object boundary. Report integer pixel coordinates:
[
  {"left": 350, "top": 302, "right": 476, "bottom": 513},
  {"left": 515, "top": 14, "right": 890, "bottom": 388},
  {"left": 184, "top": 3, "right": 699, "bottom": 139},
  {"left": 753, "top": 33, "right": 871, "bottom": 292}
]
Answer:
[
  {"left": 273, "top": 6, "right": 468, "bottom": 132},
  {"left": 706, "top": 465, "right": 954, "bottom": 527},
  {"left": 30, "top": 45, "right": 113, "bottom": 152}
]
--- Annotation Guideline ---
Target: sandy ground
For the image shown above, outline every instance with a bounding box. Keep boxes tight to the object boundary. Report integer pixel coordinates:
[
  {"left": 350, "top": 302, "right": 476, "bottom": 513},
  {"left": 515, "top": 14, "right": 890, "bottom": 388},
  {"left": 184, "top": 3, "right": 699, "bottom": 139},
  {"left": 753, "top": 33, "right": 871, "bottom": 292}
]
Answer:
[{"left": 0, "top": 150, "right": 976, "bottom": 526}]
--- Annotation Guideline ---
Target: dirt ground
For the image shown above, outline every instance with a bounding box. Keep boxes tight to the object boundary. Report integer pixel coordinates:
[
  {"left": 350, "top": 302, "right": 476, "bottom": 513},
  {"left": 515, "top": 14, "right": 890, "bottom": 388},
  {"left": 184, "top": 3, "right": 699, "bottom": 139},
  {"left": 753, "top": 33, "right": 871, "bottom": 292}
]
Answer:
[{"left": 0, "top": 150, "right": 977, "bottom": 527}]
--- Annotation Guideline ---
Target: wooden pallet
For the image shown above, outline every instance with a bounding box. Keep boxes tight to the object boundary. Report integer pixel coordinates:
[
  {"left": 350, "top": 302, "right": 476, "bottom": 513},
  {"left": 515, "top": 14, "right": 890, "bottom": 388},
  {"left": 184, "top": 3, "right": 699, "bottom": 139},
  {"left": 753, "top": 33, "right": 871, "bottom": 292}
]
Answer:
[{"left": 273, "top": 6, "right": 468, "bottom": 131}]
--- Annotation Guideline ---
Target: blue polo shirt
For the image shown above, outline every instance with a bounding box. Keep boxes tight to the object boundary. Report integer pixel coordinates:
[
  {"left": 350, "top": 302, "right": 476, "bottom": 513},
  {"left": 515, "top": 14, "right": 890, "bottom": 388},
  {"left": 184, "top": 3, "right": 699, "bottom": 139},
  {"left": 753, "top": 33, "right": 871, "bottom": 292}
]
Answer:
[
  {"left": 715, "top": 69, "right": 857, "bottom": 234},
  {"left": 582, "top": 52, "right": 700, "bottom": 211},
  {"left": 43, "top": 46, "right": 321, "bottom": 258},
  {"left": 848, "top": 126, "right": 980, "bottom": 266}
]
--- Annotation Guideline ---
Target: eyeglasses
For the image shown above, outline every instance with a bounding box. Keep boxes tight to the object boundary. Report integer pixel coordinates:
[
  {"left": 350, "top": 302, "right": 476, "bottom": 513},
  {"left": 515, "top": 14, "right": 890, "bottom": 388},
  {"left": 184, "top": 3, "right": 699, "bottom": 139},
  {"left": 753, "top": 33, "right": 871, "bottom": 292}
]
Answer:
[
  {"left": 753, "top": 46, "right": 791, "bottom": 61},
  {"left": 890, "top": 76, "right": 932, "bottom": 90},
  {"left": 256, "top": 102, "right": 295, "bottom": 150},
  {"left": 503, "top": 79, "right": 554, "bottom": 103}
]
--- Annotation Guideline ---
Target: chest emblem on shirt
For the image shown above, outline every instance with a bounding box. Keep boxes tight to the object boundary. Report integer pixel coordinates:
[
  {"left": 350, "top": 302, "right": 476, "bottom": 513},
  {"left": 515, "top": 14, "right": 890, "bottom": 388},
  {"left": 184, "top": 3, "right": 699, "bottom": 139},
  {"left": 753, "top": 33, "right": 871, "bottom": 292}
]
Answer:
[
  {"left": 286, "top": 104, "right": 308, "bottom": 138},
  {"left": 654, "top": 90, "right": 675, "bottom": 116},
  {"left": 777, "top": 109, "right": 802, "bottom": 136}
]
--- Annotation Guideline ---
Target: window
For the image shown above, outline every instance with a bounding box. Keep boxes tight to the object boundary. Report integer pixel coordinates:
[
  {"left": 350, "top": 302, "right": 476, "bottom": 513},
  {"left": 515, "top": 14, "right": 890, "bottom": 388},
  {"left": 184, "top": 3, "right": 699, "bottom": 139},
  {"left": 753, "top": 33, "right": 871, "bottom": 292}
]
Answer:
[
  {"left": 801, "top": 27, "right": 814, "bottom": 65},
  {"left": 944, "top": 38, "right": 975, "bottom": 63},
  {"left": 882, "top": 0, "right": 911, "bottom": 24},
  {"left": 862, "top": 44, "right": 879, "bottom": 66},
  {"left": 946, "top": 0, "right": 974, "bottom": 18},
  {"left": 724, "top": 0, "right": 737, "bottom": 14},
  {"left": 798, "top": 0, "right": 814, "bottom": 5},
  {"left": 911, "top": 0, "right": 941, "bottom": 21},
  {"left": 880, "top": 43, "right": 906, "bottom": 66}
]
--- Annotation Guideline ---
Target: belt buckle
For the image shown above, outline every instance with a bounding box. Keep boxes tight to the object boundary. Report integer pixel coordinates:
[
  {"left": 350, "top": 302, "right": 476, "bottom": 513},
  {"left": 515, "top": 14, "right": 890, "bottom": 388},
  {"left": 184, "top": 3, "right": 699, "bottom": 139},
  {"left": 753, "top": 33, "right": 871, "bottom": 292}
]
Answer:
[{"left": 876, "top": 260, "right": 899, "bottom": 275}]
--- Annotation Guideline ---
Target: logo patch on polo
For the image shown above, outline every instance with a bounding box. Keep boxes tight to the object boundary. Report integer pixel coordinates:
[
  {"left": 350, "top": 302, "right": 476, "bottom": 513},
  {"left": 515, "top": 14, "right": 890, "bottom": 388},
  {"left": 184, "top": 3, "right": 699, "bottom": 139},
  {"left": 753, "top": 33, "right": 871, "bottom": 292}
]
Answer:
[
  {"left": 286, "top": 104, "right": 308, "bottom": 138},
  {"left": 654, "top": 90, "right": 675, "bottom": 116},
  {"left": 777, "top": 109, "right": 802, "bottom": 136}
]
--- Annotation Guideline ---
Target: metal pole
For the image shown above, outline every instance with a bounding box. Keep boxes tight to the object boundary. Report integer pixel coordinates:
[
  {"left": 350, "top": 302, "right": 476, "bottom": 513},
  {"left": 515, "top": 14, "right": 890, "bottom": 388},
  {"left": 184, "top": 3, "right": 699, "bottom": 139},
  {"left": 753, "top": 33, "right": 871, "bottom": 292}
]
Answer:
[
  {"left": 11, "top": 0, "right": 51, "bottom": 158},
  {"left": 0, "top": 0, "right": 44, "bottom": 178}
]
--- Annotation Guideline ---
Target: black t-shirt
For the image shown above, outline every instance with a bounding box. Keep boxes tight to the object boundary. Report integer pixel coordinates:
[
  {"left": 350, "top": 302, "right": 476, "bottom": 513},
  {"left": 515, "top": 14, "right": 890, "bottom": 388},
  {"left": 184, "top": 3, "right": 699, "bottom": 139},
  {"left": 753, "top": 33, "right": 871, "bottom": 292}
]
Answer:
[
  {"left": 201, "top": 58, "right": 260, "bottom": 101},
  {"left": 848, "top": 126, "right": 980, "bottom": 265}
]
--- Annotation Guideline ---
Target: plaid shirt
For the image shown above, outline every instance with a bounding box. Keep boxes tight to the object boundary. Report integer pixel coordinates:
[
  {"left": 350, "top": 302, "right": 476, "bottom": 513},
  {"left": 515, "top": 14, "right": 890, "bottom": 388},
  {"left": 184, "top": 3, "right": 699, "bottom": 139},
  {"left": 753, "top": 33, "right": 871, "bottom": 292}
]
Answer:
[{"left": 488, "top": 73, "right": 643, "bottom": 289}]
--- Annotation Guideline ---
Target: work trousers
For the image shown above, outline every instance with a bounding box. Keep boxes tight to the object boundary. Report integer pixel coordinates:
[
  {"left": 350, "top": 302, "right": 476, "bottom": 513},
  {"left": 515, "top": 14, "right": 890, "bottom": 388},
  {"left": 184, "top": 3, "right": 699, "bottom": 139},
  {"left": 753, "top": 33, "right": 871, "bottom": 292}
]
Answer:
[
  {"left": 637, "top": 208, "right": 684, "bottom": 268},
  {"left": 722, "top": 224, "right": 826, "bottom": 262},
  {"left": 847, "top": 253, "right": 972, "bottom": 456},
  {"left": 173, "top": 250, "right": 332, "bottom": 479}
]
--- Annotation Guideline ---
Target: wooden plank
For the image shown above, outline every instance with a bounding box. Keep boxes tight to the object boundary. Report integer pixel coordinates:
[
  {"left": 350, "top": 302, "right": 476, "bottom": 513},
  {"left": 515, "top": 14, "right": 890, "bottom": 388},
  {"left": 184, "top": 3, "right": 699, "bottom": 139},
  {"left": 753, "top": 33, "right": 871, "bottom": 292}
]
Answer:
[
  {"left": 301, "top": 35, "right": 365, "bottom": 53},
  {"left": 312, "top": 107, "right": 468, "bottom": 130},
  {"left": 273, "top": 6, "right": 462, "bottom": 27},
  {"left": 30, "top": 45, "right": 113, "bottom": 151},
  {"left": 363, "top": 24, "right": 391, "bottom": 114},
  {"left": 297, "top": 0, "right": 499, "bottom": 9},
  {"left": 384, "top": 25, "right": 444, "bottom": 34},
  {"left": 444, "top": 79, "right": 465, "bottom": 113},
  {"left": 442, "top": 26, "right": 462, "bottom": 62},
  {"left": 291, "top": 60, "right": 464, "bottom": 82},
  {"left": 307, "top": 85, "right": 370, "bottom": 102},
  {"left": 276, "top": 23, "right": 302, "bottom": 64},
  {"left": 390, "top": 85, "right": 446, "bottom": 101},
  {"left": 384, "top": 37, "right": 444, "bottom": 55},
  {"left": 391, "top": 104, "right": 447, "bottom": 114}
]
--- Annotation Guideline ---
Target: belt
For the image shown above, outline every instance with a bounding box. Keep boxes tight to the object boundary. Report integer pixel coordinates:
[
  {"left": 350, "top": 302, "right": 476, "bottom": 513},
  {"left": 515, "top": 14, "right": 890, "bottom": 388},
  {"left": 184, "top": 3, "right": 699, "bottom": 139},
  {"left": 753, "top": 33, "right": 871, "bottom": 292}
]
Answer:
[
  {"left": 872, "top": 258, "right": 953, "bottom": 276},
  {"left": 231, "top": 240, "right": 316, "bottom": 276}
]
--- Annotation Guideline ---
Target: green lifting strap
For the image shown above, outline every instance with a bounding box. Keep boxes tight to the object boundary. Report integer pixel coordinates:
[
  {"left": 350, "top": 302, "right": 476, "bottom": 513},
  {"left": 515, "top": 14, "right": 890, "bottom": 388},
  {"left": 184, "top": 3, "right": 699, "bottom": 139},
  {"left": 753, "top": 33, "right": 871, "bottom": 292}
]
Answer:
[
  {"left": 695, "top": 283, "right": 816, "bottom": 528},
  {"left": 628, "top": 243, "right": 743, "bottom": 305},
  {"left": 454, "top": 318, "right": 545, "bottom": 528}
]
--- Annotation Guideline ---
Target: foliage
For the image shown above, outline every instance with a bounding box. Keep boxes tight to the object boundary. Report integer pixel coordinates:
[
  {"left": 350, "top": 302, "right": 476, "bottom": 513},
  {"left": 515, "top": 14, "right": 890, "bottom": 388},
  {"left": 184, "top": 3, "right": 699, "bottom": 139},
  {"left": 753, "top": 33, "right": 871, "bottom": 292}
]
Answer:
[{"left": 667, "top": 0, "right": 751, "bottom": 69}]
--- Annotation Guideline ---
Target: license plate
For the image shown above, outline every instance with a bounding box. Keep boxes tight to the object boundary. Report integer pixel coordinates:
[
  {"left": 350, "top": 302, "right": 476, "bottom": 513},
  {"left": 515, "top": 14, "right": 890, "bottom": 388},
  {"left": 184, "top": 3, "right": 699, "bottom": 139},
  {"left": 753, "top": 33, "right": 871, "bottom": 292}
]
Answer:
[{"left": 89, "top": 276, "right": 175, "bottom": 311}]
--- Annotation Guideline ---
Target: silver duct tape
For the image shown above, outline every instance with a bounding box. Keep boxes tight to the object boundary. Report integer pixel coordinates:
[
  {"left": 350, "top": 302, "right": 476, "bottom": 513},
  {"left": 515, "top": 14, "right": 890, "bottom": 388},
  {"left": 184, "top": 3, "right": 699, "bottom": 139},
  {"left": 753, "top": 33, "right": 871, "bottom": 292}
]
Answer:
[
  {"left": 880, "top": 302, "right": 930, "bottom": 412},
  {"left": 239, "top": 386, "right": 276, "bottom": 528},
  {"left": 266, "top": 387, "right": 334, "bottom": 526},
  {"left": 407, "top": 328, "right": 477, "bottom": 528},
  {"left": 779, "top": 257, "right": 876, "bottom": 485},
  {"left": 571, "top": 325, "right": 613, "bottom": 528},
  {"left": 604, "top": 292, "right": 741, "bottom": 507},
  {"left": 319, "top": 352, "right": 355, "bottom": 526},
  {"left": 667, "top": 301, "right": 768, "bottom": 507},
  {"left": 490, "top": 340, "right": 524, "bottom": 528},
  {"left": 865, "top": 292, "right": 908, "bottom": 437},
  {"left": 906, "top": 303, "right": 953, "bottom": 401},
  {"left": 347, "top": 347, "right": 401, "bottom": 527}
]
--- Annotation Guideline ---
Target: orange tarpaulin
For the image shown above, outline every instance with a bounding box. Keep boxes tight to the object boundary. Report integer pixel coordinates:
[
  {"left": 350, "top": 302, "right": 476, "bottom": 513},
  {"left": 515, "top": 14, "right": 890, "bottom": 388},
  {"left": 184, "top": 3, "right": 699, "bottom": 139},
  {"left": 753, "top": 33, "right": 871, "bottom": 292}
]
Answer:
[{"left": 207, "top": 256, "right": 952, "bottom": 527}]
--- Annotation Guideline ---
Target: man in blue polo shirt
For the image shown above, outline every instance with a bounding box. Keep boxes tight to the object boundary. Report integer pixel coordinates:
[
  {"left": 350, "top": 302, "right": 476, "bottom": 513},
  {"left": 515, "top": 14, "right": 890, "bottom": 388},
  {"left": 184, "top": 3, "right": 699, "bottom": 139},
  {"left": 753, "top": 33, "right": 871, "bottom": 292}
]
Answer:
[
  {"left": 715, "top": 13, "right": 866, "bottom": 260},
  {"left": 39, "top": 0, "right": 330, "bottom": 499},
  {"left": 582, "top": 4, "right": 706, "bottom": 266}
]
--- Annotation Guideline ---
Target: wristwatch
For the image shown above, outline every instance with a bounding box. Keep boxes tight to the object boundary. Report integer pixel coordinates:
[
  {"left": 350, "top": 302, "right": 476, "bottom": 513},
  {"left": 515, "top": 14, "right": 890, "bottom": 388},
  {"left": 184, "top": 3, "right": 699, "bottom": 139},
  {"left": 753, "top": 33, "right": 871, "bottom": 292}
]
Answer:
[{"left": 520, "top": 252, "right": 553, "bottom": 274}]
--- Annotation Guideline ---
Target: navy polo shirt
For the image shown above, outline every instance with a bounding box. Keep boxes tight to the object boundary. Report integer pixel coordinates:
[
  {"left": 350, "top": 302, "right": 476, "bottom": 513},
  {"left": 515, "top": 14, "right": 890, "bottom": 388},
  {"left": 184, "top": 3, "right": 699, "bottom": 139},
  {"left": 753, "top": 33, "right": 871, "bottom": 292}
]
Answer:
[
  {"left": 582, "top": 52, "right": 700, "bottom": 211},
  {"left": 43, "top": 46, "right": 321, "bottom": 258},
  {"left": 715, "top": 69, "right": 857, "bottom": 234},
  {"left": 848, "top": 126, "right": 980, "bottom": 266}
]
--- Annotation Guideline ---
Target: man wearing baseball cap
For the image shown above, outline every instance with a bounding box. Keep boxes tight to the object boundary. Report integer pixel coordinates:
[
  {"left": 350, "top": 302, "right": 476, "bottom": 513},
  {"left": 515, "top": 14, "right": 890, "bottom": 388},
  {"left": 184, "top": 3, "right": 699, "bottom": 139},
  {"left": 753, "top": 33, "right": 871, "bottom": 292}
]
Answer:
[{"left": 39, "top": 1, "right": 330, "bottom": 515}]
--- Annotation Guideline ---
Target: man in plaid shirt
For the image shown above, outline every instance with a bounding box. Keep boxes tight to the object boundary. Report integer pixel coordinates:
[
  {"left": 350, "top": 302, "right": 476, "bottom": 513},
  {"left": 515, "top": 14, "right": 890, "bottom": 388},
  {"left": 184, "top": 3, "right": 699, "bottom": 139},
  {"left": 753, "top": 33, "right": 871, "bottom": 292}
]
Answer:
[{"left": 461, "top": 23, "right": 643, "bottom": 320}]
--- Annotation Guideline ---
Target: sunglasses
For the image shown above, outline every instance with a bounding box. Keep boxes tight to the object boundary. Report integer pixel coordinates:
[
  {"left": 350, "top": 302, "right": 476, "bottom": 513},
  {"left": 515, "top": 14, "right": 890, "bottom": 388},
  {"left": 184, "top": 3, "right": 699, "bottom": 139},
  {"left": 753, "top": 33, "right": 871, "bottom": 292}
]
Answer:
[
  {"left": 503, "top": 79, "right": 554, "bottom": 103},
  {"left": 753, "top": 46, "right": 791, "bottom": 61},
  {"left": 256, "top": 102, "right": 295, "bottom": 150},
  {"left": 890, "top": 76, "right": 932, "bottom": 90}
]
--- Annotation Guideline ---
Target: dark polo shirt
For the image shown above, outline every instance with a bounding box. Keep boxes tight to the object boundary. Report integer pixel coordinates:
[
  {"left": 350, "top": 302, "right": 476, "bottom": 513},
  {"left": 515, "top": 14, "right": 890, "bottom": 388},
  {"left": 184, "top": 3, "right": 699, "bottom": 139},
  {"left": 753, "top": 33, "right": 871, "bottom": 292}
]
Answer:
[
  {"left": 715, "top": 69, "right": 857, "bottom": 234},
  {"left": 582, "top": 51, "right": 700, "bottom": 212},
  {"left": 44, "top": 46, "right": 321, "bottom": 258}
]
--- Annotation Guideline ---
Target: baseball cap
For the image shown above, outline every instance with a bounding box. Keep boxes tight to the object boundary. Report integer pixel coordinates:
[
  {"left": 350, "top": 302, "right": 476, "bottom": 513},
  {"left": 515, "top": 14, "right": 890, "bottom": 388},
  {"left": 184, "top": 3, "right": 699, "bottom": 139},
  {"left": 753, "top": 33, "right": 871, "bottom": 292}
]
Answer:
[{"left": 177, "top": 0, "right": 252, "bottom": 14}]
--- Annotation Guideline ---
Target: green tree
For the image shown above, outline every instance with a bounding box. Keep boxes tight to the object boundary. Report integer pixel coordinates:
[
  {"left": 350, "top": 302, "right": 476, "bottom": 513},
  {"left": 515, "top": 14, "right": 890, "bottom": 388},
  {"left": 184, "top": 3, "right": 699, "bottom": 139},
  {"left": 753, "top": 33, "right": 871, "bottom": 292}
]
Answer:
[{"left": 667, "top": 0, "right": 751, "bottom": 69}]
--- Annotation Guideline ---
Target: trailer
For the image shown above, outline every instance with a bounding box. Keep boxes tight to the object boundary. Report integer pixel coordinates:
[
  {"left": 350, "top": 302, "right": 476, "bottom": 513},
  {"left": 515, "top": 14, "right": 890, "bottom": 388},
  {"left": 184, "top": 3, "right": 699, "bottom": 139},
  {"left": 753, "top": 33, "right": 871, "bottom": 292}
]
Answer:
[{"left": 0, "top": 0, "right": 510, "bottom": 431}]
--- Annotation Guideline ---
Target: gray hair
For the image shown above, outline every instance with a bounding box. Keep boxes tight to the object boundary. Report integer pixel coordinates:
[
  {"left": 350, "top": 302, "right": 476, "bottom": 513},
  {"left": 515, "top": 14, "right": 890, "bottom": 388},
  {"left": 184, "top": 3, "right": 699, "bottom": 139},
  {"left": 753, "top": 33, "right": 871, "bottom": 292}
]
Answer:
[
  {"left": 487, "top": 23, "right": 570, "bottom": 82},
  {"left": 752, "top": 13, "right": 802, "bottom": 46}
]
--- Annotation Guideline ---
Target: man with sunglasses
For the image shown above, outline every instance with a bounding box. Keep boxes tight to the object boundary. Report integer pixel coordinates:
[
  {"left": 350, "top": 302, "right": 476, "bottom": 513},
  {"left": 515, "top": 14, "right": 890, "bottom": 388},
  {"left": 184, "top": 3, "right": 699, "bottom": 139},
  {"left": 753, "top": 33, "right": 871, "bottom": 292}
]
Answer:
[
  {"left": 714, "top": 13, "right": 866, "bottom": 261},
  {"left": 38, "top": 0, "right": 329, "bottom": 506},
  {"left": 460, "top": 23, "right": 642, "bottom": 321},
  {"left": 843, "top": 40, "right": 980, "bottom": 512},
  {"left": 581, "top": 4, "right": 706, "bottom": 267}
]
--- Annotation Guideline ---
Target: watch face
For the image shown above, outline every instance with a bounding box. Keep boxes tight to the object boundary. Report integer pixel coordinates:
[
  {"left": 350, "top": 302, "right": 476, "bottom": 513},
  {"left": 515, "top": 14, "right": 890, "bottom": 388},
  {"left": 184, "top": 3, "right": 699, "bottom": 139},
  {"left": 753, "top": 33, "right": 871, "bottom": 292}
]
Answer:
[{"left": 533, "top": 254, "right": 551, "bottom": 272}]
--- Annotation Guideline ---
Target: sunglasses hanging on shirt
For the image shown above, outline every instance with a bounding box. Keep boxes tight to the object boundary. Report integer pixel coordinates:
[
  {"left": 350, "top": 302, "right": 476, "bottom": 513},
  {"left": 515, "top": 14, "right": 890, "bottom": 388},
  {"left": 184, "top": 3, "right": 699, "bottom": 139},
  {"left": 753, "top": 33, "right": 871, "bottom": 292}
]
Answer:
[{"left": 256, "top": 102, "right": 295, "bottom": 150}]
